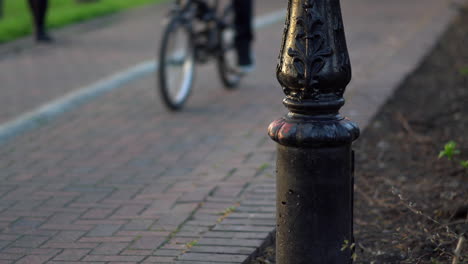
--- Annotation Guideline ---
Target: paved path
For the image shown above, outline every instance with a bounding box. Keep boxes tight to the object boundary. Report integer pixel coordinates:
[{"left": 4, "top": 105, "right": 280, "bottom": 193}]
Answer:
[
  {"left": 0, "top": 1, "right": 285, "bottom": 125},
  {"left": 0, "top": 0, "right": 465, "bottom": 263}
]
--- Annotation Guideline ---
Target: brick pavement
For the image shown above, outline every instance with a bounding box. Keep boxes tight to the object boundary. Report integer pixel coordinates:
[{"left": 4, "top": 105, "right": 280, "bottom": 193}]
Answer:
[
  {"left": 0, "top": 67, "right": 281, "bottom": 263},
  {"left": 0, "top": 0, "right": 466, "bottom": 263}
]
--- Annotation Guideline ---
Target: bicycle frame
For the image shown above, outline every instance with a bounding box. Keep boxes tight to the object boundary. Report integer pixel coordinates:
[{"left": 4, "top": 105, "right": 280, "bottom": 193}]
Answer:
[
  {"left": 175, "top": 0, "right": 219, "bottom": 8},
  {"left": 173, "top": 0, "right": 220, "bottom": 16}
]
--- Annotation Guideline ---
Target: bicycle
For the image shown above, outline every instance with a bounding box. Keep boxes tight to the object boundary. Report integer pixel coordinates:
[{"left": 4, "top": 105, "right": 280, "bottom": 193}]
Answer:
[{"left": 158, "top": 0, "right": 243, "bottom": 111}]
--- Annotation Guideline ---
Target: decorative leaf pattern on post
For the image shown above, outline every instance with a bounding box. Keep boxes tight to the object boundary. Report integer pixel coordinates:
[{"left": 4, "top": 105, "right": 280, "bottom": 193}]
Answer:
[{"left": 287, "top": 0, "right": 332, "bottom": 100}]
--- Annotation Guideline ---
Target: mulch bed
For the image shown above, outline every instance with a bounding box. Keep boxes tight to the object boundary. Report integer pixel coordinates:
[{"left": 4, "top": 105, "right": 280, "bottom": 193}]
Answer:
[{"left": 250, "top": 5, "right": 468, "bottom": 264}]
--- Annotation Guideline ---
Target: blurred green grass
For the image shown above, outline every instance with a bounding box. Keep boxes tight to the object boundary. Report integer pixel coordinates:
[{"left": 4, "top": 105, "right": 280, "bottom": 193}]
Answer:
[{"left": 0, "top": 0, "right": 165, "bottom": 43}]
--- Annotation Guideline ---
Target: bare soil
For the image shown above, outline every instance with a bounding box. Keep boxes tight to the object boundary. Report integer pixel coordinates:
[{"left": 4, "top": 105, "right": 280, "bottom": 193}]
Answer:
[{"left": 250, "top": 6, "right": 468, "bottom": 264}]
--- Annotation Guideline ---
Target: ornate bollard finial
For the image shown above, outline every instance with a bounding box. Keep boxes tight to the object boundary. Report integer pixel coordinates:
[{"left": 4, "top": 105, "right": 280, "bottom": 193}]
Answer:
[{"left": 269, "top": 0, "right": 359, "bottom": 263}]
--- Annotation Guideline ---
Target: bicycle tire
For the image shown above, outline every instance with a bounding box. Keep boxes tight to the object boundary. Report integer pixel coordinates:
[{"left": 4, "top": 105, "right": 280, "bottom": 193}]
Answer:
[
  {"left": 158, "top": 17, "right": 196, "bottom": 111},
  {"left": 217, "top": 5, "right": 242, "bottom": 89}
]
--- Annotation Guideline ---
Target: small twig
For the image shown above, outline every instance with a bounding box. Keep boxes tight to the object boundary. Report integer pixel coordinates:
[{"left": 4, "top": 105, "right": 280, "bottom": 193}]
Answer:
[
  {"left": 355, "top": 185, "right": 375, "bottom": 206},
  {"left": 415, "top": 254, "right": 431, "bottom": 264},
  {"left": 435, "top": 219, "right": 468, "bottom": 230},
  {"left": 421, "top": 107, "right": 462, "bottom": 126},
  {"left": 393, "top": 187, "right": 460, "bottom": 245},
  {"left": 394, "top": 112, "right": 432, "bottom": 143},
  {"left": 356, "top": 185, "right": 397, "bottom": 208},
  {"left": 452, "top": 235, "right": 465, "bottom": 264}
]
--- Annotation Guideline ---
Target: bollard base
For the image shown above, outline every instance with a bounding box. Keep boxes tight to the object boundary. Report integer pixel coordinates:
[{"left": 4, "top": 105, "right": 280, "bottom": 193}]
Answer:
[{"left": 275, "top": 144, "right": 354, "bottom": 264}]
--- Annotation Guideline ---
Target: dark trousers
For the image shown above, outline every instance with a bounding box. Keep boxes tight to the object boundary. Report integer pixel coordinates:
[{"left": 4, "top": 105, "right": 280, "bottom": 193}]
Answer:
[
  {"left": 233, "top": 0, "right": 253, "bottom": 65},
  {"left": 195, "top": 0, "right": 254, "bottom": 65},
  {"left": 27, "top": 0, "right": 49, "bottom": 36}
]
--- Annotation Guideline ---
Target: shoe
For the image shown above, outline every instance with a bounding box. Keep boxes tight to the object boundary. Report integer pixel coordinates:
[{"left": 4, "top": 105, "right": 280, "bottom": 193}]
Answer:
[
  {"left": 236, "top": 46, "right": 254, "bottom": 75},
  {"left": 36, "top": 33, "right": 54, "bottom": 44},
  {"left": 237, "top": 63, "right": 255, "bottom": 75}
]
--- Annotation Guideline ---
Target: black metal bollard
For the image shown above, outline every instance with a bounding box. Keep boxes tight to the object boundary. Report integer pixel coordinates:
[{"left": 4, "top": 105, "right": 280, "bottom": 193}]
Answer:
[{"left": 268, "top": 0, "right": 359, "bottom": 263}]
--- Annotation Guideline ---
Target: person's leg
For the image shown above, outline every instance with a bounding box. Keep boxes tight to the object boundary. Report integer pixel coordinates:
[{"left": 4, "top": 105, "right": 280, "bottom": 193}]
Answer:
[
  {"left": 37, "top": 0, "right": 47, "bottom": 34},
  {"left": 27, "top": 0, "right": 40, "bottom": 33},
  {"left": 28, "top": 0, "right": 52, "bottom": 42},
  {"left": 233, "top": 0, "right": 254, "bottom": 69},
  {"left": 194, "top": 0, "right": 210, "bottom": 20}
]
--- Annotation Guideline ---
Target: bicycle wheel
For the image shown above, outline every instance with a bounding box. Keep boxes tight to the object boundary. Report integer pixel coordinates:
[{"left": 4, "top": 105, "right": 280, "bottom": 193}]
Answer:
[
  {"left": 158, "top": 17, "right": 196, "bottom": 110},
  {"left": 217, "top": 5, "right": 242, "bottom": 89}
]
